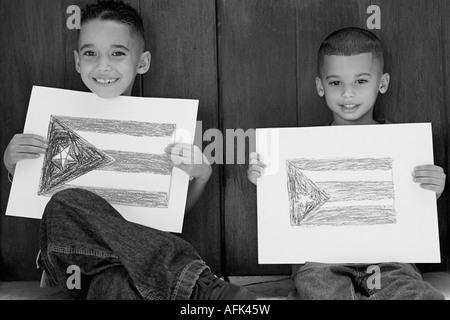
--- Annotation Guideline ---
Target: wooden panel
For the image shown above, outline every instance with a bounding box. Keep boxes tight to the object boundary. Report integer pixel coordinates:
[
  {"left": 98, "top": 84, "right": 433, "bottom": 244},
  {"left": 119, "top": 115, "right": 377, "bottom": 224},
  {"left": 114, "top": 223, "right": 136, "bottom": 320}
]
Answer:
[
  {"left": 0, "top": 0, "right": 65, "bottom": 280},
  {"left": 140, "top": 0, "right": 222, "bottom": 274},
  {"left": 219, "top": 0, "right": 297, "bottom": 275},
  {"left": 1, "top": 0, "right": 449, "bottom": 281},
  {"left": 442, "top": 0, "right": 450, "bottom": 271}
]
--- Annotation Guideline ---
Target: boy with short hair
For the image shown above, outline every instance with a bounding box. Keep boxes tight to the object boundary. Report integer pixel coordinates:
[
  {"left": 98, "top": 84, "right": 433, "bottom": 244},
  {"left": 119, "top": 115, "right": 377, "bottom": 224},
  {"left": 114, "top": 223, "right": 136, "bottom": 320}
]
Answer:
[
  {"left": 4, "top": 0, "right": 255, "bottom": 300},
  {"left": 248, "top": 27, "right": 446, "bottom": 299}
]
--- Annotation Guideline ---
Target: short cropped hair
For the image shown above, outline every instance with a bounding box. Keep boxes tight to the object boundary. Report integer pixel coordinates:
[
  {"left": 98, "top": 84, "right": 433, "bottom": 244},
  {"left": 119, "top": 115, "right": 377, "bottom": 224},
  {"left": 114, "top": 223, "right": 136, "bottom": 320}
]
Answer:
[
  {"left": 317, "top": 27, "right": 384, "bottom": 76},
  {"left": 78, "top": 0, "right": 145, "bottom": 49}
]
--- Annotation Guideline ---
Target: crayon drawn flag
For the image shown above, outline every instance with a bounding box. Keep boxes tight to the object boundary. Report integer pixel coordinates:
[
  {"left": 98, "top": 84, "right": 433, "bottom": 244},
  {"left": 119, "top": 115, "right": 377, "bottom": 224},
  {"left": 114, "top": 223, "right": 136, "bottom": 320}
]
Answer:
[
  {"left": 38, "top": 115, "right": 175, "bottom": 208},
  {"left": 286, "top": 157, "right": 396, "bottom": 227}
]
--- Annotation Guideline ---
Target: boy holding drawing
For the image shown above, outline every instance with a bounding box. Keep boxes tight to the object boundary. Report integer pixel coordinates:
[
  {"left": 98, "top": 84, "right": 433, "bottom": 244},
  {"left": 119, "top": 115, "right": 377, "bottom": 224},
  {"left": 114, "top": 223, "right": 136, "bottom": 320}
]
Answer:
[
  {"left": 3, "top": 0, "right": 255, "bottom": 300},
  {"left": 248, "top": 27, "right": 446, "bottom": 299}
]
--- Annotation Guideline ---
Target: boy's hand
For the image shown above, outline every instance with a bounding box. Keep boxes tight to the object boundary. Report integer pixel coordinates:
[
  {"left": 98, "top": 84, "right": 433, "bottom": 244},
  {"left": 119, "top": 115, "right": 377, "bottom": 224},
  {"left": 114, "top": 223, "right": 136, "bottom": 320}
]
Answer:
[
  {"left": 3, "top": 134, "right": 47, "bottom": 176},
  {"left": 247, "top": 152, "right": 267, "bottom": 185},
  {"left": 165, "top": 143, "right": 212, "bottom": 184},
  {"left": 412, "top": 165, "right": 446, "bottom": 200}
]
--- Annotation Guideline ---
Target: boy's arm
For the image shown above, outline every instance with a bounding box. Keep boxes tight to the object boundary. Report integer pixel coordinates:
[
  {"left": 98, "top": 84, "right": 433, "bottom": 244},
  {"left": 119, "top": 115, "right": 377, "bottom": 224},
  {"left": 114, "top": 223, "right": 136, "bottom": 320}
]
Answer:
[
  {"left": 4, "top": 134, "right": 47, "bottom": 177},
  {"left": 165, "top": 143, "right": 212, "bottom": 214}
]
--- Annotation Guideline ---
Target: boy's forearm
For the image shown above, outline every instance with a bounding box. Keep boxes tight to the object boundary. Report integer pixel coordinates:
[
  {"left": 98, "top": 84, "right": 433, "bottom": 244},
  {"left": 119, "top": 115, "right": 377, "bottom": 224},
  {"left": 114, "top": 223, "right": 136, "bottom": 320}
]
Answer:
[{"left": 185, "top": 177, "right": 210, "bottom": 214}]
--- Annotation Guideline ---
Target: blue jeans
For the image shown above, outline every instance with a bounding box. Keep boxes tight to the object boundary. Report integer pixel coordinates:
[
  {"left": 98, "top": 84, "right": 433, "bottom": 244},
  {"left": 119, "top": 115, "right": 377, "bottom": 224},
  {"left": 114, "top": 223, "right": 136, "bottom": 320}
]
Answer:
[
  {"left": 38, "top": 188, "right": 208, "bottom": 300},
  {"left": 289, "top": 262, "right": 444, "bottom": 300}
]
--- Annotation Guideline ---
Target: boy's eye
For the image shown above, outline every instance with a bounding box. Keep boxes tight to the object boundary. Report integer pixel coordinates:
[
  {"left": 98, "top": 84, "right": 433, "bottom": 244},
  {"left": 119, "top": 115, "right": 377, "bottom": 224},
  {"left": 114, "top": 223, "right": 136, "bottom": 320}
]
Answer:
[
  {"left": 356, "top": 79, "right": 368, "bottom": 84},
  {"left": 83, "top": 51, "right": 96, "bottom": 57},
  {"left": 329, "top": 81, "right": 341, "bottom": 86},
  {"left": 112, "top": 51, "right": 126, "bottom": 57}
]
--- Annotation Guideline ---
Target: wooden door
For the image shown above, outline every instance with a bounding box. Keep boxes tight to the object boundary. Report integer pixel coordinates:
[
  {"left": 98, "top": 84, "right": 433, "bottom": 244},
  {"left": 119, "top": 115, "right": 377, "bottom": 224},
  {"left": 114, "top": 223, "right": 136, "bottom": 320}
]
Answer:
[{"left": 1, "top": 0, "right": 449, "bottom": 281}]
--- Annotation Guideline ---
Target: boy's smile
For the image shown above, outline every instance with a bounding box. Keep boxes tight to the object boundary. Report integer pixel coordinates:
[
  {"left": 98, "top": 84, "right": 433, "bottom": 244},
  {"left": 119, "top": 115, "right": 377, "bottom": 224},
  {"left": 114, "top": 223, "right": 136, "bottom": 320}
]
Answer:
[
  {"left": 316, "top": 53, "right": 389, "bottom": 125},
  {"left": 74, "top": 19, "right": 150, "bottom": 98}
]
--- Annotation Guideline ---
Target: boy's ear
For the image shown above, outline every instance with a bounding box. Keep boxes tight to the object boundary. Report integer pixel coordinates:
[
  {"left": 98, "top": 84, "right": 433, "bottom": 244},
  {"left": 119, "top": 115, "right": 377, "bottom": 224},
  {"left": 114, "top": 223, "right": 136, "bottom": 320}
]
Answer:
[
  {"left": 379, "top": 73, "right": 390, "bottom": 94},
  {"left": 137, "top": 51, "right": 151, "bottom": 75},
  {"left": 74, "top": 50, "right": 81, "bottom": 74},
  {"left": 315, "top": 77, "right": 325, "bottom": 97}
]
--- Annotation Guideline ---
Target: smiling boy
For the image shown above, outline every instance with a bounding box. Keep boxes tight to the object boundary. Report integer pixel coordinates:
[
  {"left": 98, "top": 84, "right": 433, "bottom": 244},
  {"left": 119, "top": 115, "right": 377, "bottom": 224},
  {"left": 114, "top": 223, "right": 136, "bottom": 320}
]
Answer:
[
  {"left": 74, "top": 17, "right": 149, "bottom": 98},
  {"left": 316, "top": 53, "right": 389, "bottom": 126},
  {"left": 4, "top": 0, "right": 254, "bottom": 300},
  {"left": 248, "top": 27, "right": 446, "bottom": 299}
]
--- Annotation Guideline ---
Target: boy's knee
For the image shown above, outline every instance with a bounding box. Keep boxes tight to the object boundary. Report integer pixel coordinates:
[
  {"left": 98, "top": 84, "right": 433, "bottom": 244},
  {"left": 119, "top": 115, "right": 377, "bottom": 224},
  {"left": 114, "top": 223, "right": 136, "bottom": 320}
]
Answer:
[
  {"left": 44, "top": 188, "right": 97, "bottom": 217},
  {"left": 48, "top": 188, "right": 92, "bottom": 205},
  {"left": 43, "top": 188, "right": 121, "bottom": 222}
]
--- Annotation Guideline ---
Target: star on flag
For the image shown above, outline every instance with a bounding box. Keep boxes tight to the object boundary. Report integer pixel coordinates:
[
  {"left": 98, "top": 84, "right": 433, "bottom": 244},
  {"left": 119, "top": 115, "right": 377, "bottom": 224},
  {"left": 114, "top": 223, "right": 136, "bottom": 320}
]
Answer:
[{"left": 51, "top": 144, "right": 77, "bottom": 170}]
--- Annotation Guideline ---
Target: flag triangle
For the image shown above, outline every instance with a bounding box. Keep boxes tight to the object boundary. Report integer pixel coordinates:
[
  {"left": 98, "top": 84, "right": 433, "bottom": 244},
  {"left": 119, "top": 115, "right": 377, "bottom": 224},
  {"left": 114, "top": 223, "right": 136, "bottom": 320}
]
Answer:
[
  {"left": 286, "top": 161, "right": 330, "bottom": 226},
  {"left": 38, "top": 116, "right": 114, "bottom": 195}
]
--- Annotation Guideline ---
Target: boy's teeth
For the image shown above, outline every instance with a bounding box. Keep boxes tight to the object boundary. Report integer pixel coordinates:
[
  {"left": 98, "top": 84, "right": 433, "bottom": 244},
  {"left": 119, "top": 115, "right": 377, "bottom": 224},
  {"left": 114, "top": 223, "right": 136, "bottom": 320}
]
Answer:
[{"left": 95, "top": 78, "right": 117, "bottom": 84}]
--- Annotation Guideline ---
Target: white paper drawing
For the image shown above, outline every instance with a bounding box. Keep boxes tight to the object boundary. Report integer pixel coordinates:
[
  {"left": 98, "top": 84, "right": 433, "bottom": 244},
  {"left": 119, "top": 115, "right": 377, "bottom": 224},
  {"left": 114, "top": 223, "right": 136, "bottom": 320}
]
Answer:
[
  {"left": 6, "top": 86, "right": 199, "bottom": 233},
  {"left": 286, "top": 157, "right": 395, "bottom": 227},
  {"left": 39, "top": 115, "right": 175, "bottom": 209},
  {"left": 256, "top": 124, "right": 440, "bottom": 264}
]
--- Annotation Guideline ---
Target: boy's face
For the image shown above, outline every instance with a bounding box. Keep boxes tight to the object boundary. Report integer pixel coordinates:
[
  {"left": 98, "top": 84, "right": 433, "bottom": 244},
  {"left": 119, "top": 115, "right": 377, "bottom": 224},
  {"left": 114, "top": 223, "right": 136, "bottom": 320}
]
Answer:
[
  {"left": 74, "top": 19, "right": 150, "bottom": 99},
  {"left": 316, "top": 53, "right": 389, "bottom": 125}
]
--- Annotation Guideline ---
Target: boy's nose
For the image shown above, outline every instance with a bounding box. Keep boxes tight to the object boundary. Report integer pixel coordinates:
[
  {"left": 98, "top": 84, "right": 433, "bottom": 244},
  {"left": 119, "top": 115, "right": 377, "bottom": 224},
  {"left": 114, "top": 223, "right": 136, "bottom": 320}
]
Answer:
[
  {"left": 96, "top": 56, "right": 112, "bottom": 72},
  {"left": 342, "top": 85, "right": 355, "bottom": 99}
]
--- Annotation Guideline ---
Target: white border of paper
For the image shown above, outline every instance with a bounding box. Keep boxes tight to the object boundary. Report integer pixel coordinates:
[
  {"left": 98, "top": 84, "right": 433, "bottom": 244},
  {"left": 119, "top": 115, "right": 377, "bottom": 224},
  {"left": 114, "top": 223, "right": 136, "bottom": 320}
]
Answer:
[
  {"left": 256, "top": 123, "right": 440, "bottom": 264},
  {"left": 6, "top": 86, "right": 198, "bottom": 233}
]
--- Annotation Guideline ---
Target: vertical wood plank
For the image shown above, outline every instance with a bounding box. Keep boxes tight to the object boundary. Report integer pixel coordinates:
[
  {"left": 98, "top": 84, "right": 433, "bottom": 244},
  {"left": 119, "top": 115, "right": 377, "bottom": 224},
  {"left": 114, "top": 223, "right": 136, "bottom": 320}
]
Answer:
[
  {"left": 140, "top": 0, "right": 222, "bottom": 274},
  {"left": 441, "top": 0, "right": 450, "bottom": 271},
  {"left": 219, "top": 0, "right": 297, "bottom": 275},
  {"left": 0, "top": 0, "right": 65, "bottom": 280}
]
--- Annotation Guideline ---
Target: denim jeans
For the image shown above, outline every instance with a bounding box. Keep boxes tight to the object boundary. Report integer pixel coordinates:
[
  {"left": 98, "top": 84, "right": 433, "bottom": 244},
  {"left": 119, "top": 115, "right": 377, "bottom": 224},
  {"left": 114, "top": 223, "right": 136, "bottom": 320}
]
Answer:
[
  {"left": 289, "top": 262, "right": 444, "bottom": 300},
  {"left": 38, "top": 188, "right": 208, "bottom": 300}
]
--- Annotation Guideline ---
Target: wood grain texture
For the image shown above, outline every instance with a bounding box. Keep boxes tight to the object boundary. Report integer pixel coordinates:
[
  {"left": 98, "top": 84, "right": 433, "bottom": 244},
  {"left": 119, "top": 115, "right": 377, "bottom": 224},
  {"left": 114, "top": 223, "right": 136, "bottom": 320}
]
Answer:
[
  {"left": 218, "top": 0, "right": 297, "bottom": 275},
  {"left": 140, "top": 0, "right": 222, "bottom": 274},
  {"left": 1, "top": 0, "right": 450, "bottom": 281},
  {"left": 0, "top": 0, "right": 65, "bottom": 280},
  {"left": 440, "top": 0, "right": 450, "bottom": 271}
]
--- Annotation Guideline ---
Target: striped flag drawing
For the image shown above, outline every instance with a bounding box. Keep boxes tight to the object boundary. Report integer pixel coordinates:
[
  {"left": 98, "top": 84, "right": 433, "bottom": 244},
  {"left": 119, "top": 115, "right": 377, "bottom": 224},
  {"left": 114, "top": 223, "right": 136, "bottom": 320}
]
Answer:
[
  {"left": 38, "top": 115, "right": 175, "bottom": 208},
  {"left": 286, "top": 158, "right": 396, "bottom": 227}
]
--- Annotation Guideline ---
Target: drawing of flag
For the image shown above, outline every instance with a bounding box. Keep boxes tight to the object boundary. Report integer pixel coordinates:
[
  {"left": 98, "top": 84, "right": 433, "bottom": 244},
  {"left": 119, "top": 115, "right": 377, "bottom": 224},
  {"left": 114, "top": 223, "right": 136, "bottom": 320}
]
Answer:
[
  {"left": 286, "top": 158, "right": 396, "bottom": 227},
  {"left": 39, "top": 115, "right": 175, "bottom": 208}
]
